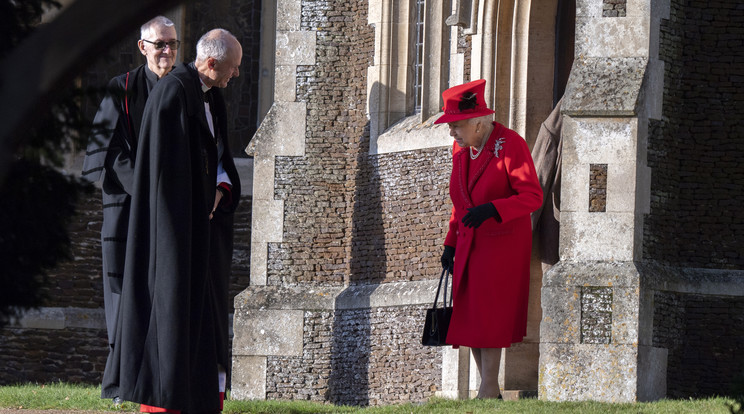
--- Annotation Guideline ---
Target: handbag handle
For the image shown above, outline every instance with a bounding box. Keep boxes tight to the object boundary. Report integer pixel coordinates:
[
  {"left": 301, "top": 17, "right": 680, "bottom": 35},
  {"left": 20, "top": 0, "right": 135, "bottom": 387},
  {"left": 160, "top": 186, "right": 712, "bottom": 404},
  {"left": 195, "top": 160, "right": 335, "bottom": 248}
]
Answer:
[{"left": 432, "top": 268, "right": 453, "bottom": 309}]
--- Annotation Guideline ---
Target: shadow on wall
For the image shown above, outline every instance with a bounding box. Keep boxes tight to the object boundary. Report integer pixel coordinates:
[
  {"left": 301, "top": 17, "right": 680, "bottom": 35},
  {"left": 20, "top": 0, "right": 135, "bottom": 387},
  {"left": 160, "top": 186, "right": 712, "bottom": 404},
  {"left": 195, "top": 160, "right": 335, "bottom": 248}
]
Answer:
[
  {"left": 327, "top": 73, "right": 399, "bottom": 404},
  {"left": 327, "top": 117, "right": 378, "bottom": 406}
]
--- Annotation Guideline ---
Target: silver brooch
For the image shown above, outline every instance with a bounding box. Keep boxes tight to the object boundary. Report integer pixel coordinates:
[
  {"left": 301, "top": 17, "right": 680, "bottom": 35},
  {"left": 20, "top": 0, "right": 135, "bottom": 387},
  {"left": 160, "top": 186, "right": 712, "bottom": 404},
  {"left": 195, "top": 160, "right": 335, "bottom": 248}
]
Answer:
[{"left": 493, "top": 138, "right": 506, "bottom": 158}]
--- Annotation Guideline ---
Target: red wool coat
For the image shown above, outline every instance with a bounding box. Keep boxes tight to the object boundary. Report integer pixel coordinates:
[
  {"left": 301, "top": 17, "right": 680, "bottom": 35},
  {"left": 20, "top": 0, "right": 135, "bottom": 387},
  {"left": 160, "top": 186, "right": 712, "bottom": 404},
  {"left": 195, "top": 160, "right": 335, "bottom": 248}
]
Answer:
[{"left": 444, "top": 122, "right": 543, "bottom": 348}]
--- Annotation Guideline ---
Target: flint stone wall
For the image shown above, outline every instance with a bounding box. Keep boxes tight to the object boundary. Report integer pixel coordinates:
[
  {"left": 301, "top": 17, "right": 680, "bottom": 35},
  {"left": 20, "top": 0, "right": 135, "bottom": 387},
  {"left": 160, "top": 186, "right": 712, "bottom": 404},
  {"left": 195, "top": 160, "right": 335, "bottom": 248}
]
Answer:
[
  {"left": 640, "top": 0, "right": 744, "bottom": 396},
  {"left": 262, "top": 306, "right": 441, "bottom": 406},
  {"left": 645, "top": 0, "right": 743, "bottom": 269},
  {"left": 654, "top": 290, "right": 744, "bottom": 397}
]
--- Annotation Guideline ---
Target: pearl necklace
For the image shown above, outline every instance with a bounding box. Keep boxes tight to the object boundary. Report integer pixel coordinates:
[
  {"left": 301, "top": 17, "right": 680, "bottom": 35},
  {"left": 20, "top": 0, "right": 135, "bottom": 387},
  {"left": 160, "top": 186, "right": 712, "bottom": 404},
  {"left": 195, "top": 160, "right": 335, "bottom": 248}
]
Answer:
[{"left": 469, "top": 140, "right": 487, "bottom": 160}]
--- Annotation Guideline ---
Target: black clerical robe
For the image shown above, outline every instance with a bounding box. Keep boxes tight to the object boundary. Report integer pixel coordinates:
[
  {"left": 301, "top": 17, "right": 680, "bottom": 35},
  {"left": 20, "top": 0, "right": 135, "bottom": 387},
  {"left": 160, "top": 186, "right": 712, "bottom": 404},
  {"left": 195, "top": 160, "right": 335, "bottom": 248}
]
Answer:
[
  {"left": 104, "top": 62, "right": 240, "bottom": 412},
  {"left": 82, "top": 64, "right": 155, "bottom": 362}
]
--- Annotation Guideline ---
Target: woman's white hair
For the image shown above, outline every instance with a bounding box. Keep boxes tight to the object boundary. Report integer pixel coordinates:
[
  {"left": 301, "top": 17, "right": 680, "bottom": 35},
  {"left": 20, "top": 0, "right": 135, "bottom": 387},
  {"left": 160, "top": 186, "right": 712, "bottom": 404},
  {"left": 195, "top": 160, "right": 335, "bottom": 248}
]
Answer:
[
  {"left": 140, "top": 16, "right": 175, "bottom": 40},
  {"left": 196, "top": 29, "right": 237, "bottom": 63},
  {"left": 468, "top": 114, "right": 494, "bottom": 127}
]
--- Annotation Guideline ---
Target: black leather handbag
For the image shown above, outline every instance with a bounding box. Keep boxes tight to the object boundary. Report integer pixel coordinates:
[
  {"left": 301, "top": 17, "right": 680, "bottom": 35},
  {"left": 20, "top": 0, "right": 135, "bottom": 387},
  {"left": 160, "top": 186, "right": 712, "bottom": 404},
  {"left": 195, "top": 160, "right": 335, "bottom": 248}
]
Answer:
[{"left": 421, "top": 268, "right": 453, "bottom": 346}]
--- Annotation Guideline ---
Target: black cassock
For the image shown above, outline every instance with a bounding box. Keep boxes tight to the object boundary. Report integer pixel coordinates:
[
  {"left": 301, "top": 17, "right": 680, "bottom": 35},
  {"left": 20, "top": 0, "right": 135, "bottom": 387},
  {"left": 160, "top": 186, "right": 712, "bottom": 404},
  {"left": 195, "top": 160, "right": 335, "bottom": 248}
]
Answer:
[
  {"left": 103, "top": 62, "right": 240, "bottom": 412},
  {"left": 81, "top": 64, "right": 155, "bottom": 383}
]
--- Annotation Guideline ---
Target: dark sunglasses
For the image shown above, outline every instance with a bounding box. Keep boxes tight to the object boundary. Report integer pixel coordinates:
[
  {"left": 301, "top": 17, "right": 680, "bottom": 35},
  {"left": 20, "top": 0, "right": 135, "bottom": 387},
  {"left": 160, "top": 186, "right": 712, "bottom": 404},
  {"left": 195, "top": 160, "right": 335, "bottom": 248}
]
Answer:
[{"left": 142, "top": 39, "right": 181, "bottom": 50}]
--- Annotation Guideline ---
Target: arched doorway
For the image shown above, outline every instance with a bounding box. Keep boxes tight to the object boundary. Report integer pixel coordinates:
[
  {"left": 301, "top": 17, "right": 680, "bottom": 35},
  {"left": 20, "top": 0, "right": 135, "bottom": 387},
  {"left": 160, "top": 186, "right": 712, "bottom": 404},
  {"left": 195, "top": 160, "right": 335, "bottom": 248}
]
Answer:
[{"left": 456, "top": 0, "right": 575, "bottom": 394}]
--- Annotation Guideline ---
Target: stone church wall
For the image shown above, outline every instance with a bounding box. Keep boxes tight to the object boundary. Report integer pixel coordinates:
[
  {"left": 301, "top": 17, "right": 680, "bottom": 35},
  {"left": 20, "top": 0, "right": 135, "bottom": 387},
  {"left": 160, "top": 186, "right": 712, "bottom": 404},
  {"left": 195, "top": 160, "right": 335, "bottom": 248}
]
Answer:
[
  {"left": 262, "top": 306, "right": 441, "bottom": 405},
  {"left": 645, "top": 0, "right": 743, "bottom": 269},
  {"left": 248, "top": 0, "right": 451, "bottom": 404},
  {"left": 3, "top": 0, "right": 743, "bottom": 402},
  {"left": 645, "top": 0, "right": 744, "bottom": 398},
  {"left": 654, "top": 290, "right": 744, "bottom": 397}
]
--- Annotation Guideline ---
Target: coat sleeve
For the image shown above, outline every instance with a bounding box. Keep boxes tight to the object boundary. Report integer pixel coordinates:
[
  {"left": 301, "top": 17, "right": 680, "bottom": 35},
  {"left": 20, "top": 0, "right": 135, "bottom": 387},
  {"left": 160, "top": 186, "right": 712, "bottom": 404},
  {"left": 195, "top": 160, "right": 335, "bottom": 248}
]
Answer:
[
  {"left": 444, "top": 207, "right": 458, "bottom": 247},
  {"left": 82, "top": 76, "right": 137, "bottom": 194},
  {"left": 444, "top": 141, "right": 460, "bottom": 247},
  {"left": 82, "top": 78, "right": 124, "bottom": 180},
  {"left": 530, "top": 99, "right": 563, "bottom": 232},
  {"left": 491, "top": 134, "right": 543, "bottom": 223}
]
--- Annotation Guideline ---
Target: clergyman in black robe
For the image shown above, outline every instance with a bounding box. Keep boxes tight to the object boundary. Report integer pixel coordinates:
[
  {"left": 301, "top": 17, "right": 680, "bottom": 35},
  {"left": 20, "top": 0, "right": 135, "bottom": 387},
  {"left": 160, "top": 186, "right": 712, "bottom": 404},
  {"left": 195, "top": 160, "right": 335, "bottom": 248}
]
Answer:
[
  {"left": 80, "top": 16, "right": 179, "bottom": 400},
  {"left": 105, "top": 29, "right": 242, "bottom": 413}
]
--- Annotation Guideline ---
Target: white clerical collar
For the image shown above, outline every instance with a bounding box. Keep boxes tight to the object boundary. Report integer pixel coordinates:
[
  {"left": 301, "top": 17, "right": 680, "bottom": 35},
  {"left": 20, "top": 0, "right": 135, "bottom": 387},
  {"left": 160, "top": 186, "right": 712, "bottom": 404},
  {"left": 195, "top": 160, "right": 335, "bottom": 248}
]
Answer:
[{"left": 200, "top": 78, "right": 211, "bottom": 94}]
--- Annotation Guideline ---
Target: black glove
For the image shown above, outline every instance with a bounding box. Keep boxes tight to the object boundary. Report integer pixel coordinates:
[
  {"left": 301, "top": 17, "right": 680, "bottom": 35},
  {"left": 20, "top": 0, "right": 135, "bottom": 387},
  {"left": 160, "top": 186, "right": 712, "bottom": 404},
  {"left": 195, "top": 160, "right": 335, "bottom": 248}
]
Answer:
[
  {"left": 441, "top": 246, "right": 455, "bottom": 273},
  {"left": 461, "top": 202, "right": 500, "bottom": 228}
]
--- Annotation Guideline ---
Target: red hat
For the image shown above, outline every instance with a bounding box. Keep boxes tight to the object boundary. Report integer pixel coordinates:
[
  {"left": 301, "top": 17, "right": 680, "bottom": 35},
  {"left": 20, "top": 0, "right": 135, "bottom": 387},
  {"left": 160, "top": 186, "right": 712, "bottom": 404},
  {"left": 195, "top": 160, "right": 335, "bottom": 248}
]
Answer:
[{"left": 434, "top": 79, "right": 495, "bottom": 124}]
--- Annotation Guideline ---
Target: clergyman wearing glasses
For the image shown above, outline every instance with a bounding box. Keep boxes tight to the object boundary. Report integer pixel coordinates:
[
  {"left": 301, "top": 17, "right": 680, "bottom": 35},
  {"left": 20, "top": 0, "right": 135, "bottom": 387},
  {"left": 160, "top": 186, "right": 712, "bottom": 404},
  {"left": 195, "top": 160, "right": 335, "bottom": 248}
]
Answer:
[{"left": 81, "top": 15, "right": 179, "bottom": 408}]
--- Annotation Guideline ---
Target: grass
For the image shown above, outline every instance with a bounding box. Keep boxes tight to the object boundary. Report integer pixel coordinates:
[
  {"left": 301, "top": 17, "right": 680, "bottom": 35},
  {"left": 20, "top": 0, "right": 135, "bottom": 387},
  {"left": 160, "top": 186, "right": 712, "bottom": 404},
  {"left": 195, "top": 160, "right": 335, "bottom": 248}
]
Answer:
[{"left": 0, "top": 383, "right": 741, "bottom": 413}]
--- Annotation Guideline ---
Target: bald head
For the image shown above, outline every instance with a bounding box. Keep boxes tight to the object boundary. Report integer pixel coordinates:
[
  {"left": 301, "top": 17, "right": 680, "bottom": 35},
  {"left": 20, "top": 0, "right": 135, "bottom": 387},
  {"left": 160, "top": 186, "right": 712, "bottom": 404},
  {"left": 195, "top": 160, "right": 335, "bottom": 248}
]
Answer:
[{"left": 196, "top": 29, "right": 240, "bottom": 64}]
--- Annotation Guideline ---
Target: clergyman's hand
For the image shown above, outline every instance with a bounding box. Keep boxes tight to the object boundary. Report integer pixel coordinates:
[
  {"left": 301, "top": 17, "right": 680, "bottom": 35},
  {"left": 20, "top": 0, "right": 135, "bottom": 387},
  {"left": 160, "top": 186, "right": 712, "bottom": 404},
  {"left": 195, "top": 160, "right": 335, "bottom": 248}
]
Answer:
[{"left": 210, "top": 188, "right": 224, "bottom": 220}]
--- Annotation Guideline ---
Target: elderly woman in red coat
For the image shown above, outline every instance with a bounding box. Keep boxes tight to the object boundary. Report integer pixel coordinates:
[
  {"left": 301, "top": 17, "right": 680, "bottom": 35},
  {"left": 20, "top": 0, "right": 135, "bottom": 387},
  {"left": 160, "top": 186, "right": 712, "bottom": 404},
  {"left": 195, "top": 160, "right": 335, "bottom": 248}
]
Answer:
[{"left": 437, "top": 79, "right": 543, "bottom": 399}]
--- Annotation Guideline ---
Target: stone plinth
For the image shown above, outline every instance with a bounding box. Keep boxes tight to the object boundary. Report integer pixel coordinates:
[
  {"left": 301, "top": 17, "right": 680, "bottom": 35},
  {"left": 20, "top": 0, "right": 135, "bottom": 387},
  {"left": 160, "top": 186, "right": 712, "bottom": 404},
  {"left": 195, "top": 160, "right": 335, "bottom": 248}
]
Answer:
[{"left": 539, "top": 261, "right": 667, "bottom": 402}]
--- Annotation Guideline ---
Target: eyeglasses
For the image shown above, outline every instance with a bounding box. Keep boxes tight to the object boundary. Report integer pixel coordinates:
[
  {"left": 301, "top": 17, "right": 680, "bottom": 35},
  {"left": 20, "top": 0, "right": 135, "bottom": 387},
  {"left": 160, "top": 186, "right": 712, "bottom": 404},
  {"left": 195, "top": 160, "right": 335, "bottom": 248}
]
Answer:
[{"left": 142, "top": 39, "right": 181, "bottom": 50}]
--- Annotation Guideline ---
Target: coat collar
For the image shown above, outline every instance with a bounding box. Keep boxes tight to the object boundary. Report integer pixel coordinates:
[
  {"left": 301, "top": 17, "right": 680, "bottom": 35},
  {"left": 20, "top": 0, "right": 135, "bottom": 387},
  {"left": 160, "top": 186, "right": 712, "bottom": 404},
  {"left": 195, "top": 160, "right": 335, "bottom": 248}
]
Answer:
[
  {"left": 454, "top": 122, "right": 506, "bottom": 208},
  {"left": 183, "top": 63, "right": 216, "bottom": 139}
]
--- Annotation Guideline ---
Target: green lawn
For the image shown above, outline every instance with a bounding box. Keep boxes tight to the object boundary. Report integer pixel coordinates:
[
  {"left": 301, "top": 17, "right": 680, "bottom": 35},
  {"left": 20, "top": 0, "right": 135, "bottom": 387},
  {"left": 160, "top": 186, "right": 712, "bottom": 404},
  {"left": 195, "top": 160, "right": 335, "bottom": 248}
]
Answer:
[{"left": 0, "top": 383, "right": 740, "bottom": 413}]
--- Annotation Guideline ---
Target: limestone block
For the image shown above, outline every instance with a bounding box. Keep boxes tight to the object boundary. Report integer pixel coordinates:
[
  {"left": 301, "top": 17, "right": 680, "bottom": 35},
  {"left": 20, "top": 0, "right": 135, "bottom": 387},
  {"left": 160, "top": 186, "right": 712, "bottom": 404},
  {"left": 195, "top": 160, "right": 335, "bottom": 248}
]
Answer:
[
  {"left": 503, "top": 341, "right": 539, "bottom": 390},
  {"left": 253, "top": 102, "right": 306, "bottom": 157},
  {"left": 637, "top": 346, "right": 667, "bottom": 401},
  {"left": 649, "top": 0, "right": 671, "bottom": 60},
  {"left": 251, "top": 199, "right": 284, "bottom": 243},
  {"left": 64, "top": 307, "right": 106, "bottom": 329},
  {"left": 18, "top": 308, "right": 65, "bottom": 329},
  {"left": 438, "top": 346, "right": 461, "bottom": 399},
  {"left": 250, "top": 241, "right": 269, "bottom": 286},
  {"left": 560, "top": 211, "right": 636, "bottom": 261},
  {"left": 374, "top": 113, "right": 451, "bottom": 154},
  {"left": 234, "top": 285, "right": 341, "bottom": 311},
  {"left": 611, "top": 286, "right": 640, "bottom": 345},
  {"left": 542, "top": 261, "right": 641, "bottom": 288},
  {"left": 563, "top": 57, "right": 647, "bottom": 116},
  {"left": 635, "top": 164, "right": 651, "bottom": 217},
  {"left": 371, "top": 22, "right": 387, "bottom": 65},
  {"left": 637, "top": 289, "right": 655, "bottom": 346},
  {"left": 276, "top": 0, "right": 301, "bottom": 31},
  {"left": 276, "top": 31, "right": 316, "bottom": 66},
  {"left": 367, "top": 66, "right": 382, "bottom": 117},
  {"left": 639, "top": 262, "right": 744, "bottom": 296},
  {"left": 368, "top": 0, "right": 382, "bottom": 25},
  {"left": 559, "top": 162, "right": 589, "bottom": 215},
  {"left": 231, "top": 356, "right": 267, "bottom": 400},
  {"left": 233, "top": 309, "right": 304, "bottom": 356},
  {"left": 540, "top": 285, "right": 580, "bottom": 343},
  {"left": 449, "top": 53, "right": 464, "bottom": 87},
  {"left": 645, "top": 58, "right": 665, "bottom": 120},
  {"left": 575, "top": 0, "right": 603, "bottom": 17},
  {"left": 438, "top": 346, "right": 476, "bottom": 399},
  {"left": 539, "top": 343, "right": 638, "bottom": 402},
  {"left": 562, "top": 116, "right": 638, "bottom": 165},
  {"left": 575, "top": 16, "right": 649, "bottom": 58},
  {"left": 274, "top": 65, "right": 297, "bottom": 102},
  {"left": 607, "top": 162, "right": 638, "bottom": 213},
  {"left": 387, "top": 62, "right": 410, "bottom": 115},
  {"left": 335, "top": 279, "right": 440, "bottom": 309},
  {"left": 561, "top": 117, "right": 640, "bottom": 215}
]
